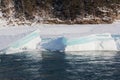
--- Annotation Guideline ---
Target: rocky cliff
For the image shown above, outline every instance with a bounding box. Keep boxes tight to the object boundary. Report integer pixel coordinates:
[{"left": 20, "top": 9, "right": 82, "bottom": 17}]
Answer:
[{"left": 0, "top": 0, "right": 120, "bottom": 24}]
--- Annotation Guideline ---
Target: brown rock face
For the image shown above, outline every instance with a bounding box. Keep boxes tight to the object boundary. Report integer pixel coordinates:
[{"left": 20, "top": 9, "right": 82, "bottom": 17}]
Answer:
[{"left": 0, "top": 0, "right": 120, "bottom": 24}]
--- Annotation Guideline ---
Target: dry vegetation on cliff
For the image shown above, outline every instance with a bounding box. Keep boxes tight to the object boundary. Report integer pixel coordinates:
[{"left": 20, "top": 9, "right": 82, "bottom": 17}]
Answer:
[{"left": 0, "top": 0, "right": 120, "bottom": 24}]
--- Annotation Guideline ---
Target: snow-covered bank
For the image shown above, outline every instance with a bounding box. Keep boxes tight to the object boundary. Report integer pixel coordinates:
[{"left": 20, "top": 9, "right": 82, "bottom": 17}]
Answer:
[
  {"left": 1, "top": 23, "right": 120, "bottom": 37},
  {"left": 0, "top": 22, "right": 120, "bottom": 52}
]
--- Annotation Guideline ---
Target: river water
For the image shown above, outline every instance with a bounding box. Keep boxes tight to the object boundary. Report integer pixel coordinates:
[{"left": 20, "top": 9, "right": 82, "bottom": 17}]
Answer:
[{"left": 0, "top": 51, "right": 120, "bottom": 80}]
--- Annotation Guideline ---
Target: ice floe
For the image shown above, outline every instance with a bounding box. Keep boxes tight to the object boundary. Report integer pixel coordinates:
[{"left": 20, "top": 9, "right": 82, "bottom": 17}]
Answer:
[{"left": 5, "top": 29, "right": 41, "bottom": 54}]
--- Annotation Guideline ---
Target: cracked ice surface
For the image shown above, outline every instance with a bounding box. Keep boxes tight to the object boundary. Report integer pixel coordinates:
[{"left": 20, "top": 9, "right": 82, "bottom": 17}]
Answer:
[{"left": 0, "top": 22, "right": 120, "bottom": 51}]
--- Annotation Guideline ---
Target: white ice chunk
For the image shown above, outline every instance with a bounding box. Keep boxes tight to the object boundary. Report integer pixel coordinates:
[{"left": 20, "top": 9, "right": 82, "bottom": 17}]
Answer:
[
  {"left": 41, "top": 37, "right": 67, "bottom": 51},
  {"left": 5, "top": 29, "right": 41, "bottom": 54},
  {"left": 65, "top": 33, "right": 118, "bottom": 51}
]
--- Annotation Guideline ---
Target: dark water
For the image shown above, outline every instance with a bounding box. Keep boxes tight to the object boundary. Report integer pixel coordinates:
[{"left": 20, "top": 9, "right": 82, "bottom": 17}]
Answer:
[{"left": 0, "top": 51, "right": 120, "bottom": 80}]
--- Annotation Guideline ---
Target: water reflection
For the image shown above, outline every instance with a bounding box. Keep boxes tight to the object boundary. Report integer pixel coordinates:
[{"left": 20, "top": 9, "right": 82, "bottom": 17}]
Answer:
[
  {"left": 65, "top": 51, "right": 120, "bottom": 80},
  {"left": 38, "top": 51, "right": 70, "bottom": 80},
  {"left": 0, "top": 52, "right": 42, "bottom": 80},
  {"left": 0, "top": 51, "right": 120, "bottom": 80}
]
